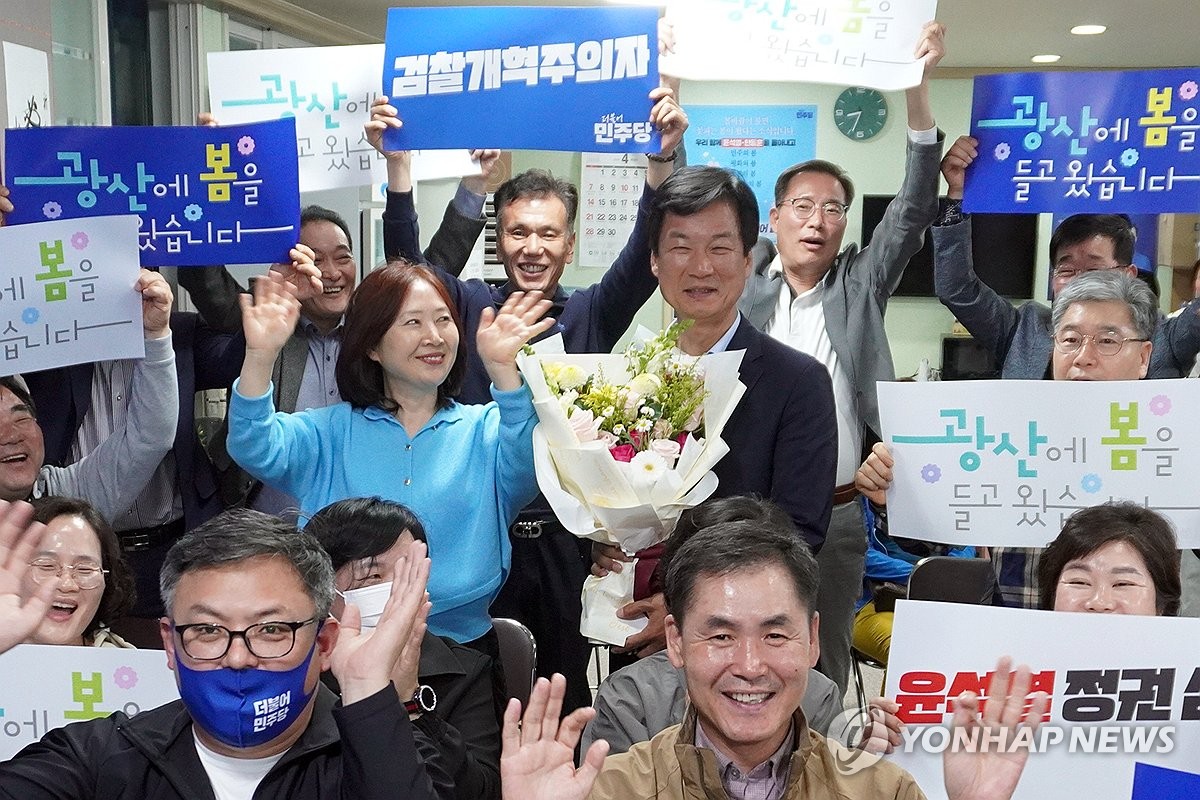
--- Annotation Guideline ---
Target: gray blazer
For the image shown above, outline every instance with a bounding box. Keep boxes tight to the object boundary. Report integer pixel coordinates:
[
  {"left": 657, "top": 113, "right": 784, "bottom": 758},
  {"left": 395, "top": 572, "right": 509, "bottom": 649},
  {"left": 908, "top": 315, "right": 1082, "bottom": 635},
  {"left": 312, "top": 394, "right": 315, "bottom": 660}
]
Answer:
[
  {"left": 738, "top": 135, "right": 945, "bottom": 438},
  {"left": 933, "top": 217, "right": 1200, "bottom": 379}
]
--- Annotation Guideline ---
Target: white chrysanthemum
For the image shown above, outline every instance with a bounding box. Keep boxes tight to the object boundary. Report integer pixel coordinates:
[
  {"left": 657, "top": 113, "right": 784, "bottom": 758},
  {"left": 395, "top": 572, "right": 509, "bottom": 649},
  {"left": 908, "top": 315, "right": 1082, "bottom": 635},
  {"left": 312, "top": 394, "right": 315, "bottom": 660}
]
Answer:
[
  {"left": 630, "top": 450, "right": 668, "bottom": 480},
  {"left": 628, "top": 372, "right": 662, "bottom": 397},
  {"left": 557, "top": 364, "right": 587, "bottom": 390}
]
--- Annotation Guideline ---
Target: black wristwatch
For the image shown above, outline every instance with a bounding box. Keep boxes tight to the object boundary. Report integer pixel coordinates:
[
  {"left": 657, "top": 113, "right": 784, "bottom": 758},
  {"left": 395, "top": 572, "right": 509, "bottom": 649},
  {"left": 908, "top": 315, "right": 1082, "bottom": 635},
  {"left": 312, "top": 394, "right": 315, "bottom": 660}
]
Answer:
[{"left": 404, "top": 684, "right": 437, "bottom": 715}]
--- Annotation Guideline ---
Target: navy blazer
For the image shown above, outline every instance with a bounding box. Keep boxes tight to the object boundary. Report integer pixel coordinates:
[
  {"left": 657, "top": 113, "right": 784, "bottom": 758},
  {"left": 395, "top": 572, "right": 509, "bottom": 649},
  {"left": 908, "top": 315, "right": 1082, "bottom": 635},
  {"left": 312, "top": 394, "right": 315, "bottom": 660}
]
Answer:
[
  {"left": 24, "top": 311, "right": 240, "bottom": 530},
  {"left": 713, "top": 319, "right": 838, "bottom": 551}
]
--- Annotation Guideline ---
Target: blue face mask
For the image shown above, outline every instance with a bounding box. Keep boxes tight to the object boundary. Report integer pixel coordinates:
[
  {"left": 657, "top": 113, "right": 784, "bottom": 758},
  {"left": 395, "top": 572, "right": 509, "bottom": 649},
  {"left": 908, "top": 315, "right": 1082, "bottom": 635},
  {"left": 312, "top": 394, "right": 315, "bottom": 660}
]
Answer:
[{"left": 175, "top": 635, "right": 321, "bottom": 749}]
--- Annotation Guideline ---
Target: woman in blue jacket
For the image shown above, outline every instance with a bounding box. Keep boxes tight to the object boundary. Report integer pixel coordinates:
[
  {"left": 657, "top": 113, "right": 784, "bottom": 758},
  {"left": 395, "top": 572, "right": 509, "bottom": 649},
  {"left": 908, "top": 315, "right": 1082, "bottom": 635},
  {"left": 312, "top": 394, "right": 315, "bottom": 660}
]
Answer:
[{"left": 228, "top": 261, "right": 553, "bottom": 651}]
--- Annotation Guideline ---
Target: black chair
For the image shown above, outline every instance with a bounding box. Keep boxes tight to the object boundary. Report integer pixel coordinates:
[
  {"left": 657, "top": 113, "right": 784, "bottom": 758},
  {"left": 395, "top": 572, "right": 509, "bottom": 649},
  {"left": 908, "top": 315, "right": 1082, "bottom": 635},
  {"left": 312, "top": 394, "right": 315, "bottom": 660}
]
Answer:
[
  {"left": 907, "top": 556, "right": 996, "bottom": 605},
  {"left": 492, "top": 617, "right": 537, "bottom": 709},
  {"left": 851, "top": 556, "right": 996, "bottom": 716}
]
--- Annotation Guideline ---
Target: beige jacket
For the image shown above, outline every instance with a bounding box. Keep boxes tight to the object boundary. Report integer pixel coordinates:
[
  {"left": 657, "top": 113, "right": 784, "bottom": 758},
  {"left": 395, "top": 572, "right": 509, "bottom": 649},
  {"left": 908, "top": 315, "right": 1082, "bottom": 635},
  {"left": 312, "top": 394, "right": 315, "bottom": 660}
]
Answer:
[{"left": 590, "top": 707, "right": 926, "bottom": 800}]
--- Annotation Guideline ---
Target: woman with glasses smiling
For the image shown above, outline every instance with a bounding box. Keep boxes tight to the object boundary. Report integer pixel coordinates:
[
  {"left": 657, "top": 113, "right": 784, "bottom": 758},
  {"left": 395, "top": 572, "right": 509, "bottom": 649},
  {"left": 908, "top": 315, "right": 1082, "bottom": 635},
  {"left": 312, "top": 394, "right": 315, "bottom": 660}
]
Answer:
[{"left": 23, "top": 496, "right": 136, "bottom": 648}]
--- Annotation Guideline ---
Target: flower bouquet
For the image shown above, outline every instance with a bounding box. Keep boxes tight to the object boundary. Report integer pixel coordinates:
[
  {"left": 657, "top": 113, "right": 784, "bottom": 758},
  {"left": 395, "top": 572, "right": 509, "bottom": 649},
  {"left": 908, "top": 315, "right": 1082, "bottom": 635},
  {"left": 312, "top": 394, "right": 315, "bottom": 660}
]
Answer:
[{"left": 515, "top": 323, "right": 746, "bottom": 645}]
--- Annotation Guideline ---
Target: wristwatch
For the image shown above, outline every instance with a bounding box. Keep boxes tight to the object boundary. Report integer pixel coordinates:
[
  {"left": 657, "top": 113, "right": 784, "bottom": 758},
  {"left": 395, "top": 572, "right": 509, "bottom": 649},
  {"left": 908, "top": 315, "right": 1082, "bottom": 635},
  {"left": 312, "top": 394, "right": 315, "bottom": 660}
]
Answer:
[{"left": 404, "top": 684, "right": 437, "bottom": 715}]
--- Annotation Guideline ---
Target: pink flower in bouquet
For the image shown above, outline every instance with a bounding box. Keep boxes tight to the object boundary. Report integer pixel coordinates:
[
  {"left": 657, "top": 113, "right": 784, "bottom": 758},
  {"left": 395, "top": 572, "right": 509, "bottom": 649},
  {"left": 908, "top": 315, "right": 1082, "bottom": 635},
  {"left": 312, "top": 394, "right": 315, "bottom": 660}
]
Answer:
[
  {"left": 682, "top": 403, "right": 704, "bottom": 432},
  {"left": 649, "top": 438, "right": 682, "bottom": 466},
  {"left": 566, "top": 408, "right": 601, "bottom": 443},
  {"left": 597, "top": 430, "right": 618, "bottom": 447},
  {"left": 610, "top": 443, "right": 637, "bottom": 462}
]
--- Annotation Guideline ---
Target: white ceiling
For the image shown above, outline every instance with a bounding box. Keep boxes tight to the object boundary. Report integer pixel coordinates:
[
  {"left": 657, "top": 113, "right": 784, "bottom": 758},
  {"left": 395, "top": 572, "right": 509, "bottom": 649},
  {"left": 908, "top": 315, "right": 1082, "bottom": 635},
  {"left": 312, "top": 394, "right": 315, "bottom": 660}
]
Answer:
[{"left": 281, "top": 0, "right": 1199, "bottom": 70}]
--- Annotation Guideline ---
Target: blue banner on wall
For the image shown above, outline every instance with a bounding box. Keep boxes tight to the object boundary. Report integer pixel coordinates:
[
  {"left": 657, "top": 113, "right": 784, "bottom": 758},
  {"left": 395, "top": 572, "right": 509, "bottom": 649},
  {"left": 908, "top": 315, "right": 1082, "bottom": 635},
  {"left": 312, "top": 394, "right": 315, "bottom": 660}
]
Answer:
[
  {"left": 1131, "top": 763, "right": 1200, "bottom": 798},
  {"left": 5, "top": 119, "right": 301, "bottom": 266},
  {"left": 965, "top": 69, "right": 1200, "bottom": 214},
  {"left": 381, "top": 6, "right": 660, "bottom": 154},
  {"left": 683, "top": 105, "right": 817, "bottom": 239}
]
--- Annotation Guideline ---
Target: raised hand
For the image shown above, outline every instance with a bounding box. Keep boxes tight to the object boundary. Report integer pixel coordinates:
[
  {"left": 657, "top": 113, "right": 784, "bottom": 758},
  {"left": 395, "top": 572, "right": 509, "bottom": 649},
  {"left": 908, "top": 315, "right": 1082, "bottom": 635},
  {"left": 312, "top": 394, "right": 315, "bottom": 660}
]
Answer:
[
  {"left": 476, "top": 291, "right": 555, "bottom": 391},
  {"left": 500, "top": 675, "right": 608, "bottom": 800},
  {"left": 0, "top": 500, "right": 54, "bottom": 655},
  {"left": 268, "top": 243, "right": 323, "bottom": 301},
  {"left": 240, "top": 271, "right": 301, "bottom": 355},
  {"left": 390, "top": 590, "right": 430, "bottom": 704},
  {"left": 943, "top": 656, "right": 1050, "bottom": 800},
  {"left": 365, "top": 96, "right": 414, "bottom": 193},
  {"left": 905, "top": 20, "right": 946, "bottom": 130},
  {"left": 463, "top": 149, "right": 504, "bottom": 196},
  {"left": 942, "top": 136, "right": 980, "bottom": 200},
  {"left": 657, "top": 16, "right": 681, "bottom": 95},
  {"left": 646, "top": 86, "right": 688, "bottom": 189},
  {"left": 0, "top": 185, "right": 12, "bottom": 226},
  {"left": 236, "top": 271, "right": 301, "bottom": 397},
  {"left": 137, "top": 269, "right": 174, "bottom": 339},
  {"left": 915, "top": 20, "right": 947, "bottom": 79},
  {"left": 330, "top": 539, "right": 432, "bottom": 704},
  {"left": 854, "top": 442, "right": 895, "bottom": 506}
]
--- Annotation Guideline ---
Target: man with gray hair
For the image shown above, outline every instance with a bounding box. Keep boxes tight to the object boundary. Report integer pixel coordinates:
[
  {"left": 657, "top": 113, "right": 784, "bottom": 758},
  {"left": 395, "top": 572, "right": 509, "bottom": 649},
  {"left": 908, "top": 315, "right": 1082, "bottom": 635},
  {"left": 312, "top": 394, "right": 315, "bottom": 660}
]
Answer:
[
  {"left": 0, "top": 506, "right": 445, "bottom": 800},
  {"left": 1048, "top": 269, "right": 1156, "bottom": 381},
  {"left": 858, "top": 270, "right": 1161, "bottom": 609}
]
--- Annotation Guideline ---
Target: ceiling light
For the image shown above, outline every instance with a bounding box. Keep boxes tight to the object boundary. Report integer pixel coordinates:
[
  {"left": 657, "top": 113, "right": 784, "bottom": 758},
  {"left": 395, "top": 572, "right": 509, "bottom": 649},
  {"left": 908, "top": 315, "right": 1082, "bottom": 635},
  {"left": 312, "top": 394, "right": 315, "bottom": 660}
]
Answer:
[
  {"left": 1031, "top": 54, "right": 1062, "bottom": 64},
  {"left": 1070, "top": 24, "right": 1107, "bottom": 35}
]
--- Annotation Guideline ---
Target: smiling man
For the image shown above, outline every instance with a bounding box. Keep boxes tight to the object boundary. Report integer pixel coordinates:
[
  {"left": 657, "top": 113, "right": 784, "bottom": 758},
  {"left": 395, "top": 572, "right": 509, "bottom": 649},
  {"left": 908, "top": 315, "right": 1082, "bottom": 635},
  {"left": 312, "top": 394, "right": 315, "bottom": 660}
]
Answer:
[
  {"left": 732, "top": 21, "right": 947, "bottom": 698},
  {"left": 0, "top": 507, "right": 443, "bottom": 800},
  {"left": 515, "top": 523, "right": 925, "bottom": 799},
  {"left": 934, "top": 135, "right": 1200, "bottom": 380},
  {"left": 857, "top": 270, "right": 1160, "bottom": 609}
]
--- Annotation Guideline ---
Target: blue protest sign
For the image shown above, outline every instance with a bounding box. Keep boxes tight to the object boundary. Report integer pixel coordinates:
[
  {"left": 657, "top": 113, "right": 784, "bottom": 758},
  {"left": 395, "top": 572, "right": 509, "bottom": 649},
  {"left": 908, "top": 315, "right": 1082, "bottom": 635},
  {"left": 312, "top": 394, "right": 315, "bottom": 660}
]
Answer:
[
  {"left": 964, "top": 69, "right": 1200, "bottom": 214},
  {"left": 1131, "top": 763, "right": 1200, "bottom": 799},
  {"left": 381, "top": 6, "right": 660, "bottom": 153},
  {"left": 684, "top": 105, "right": 817, "bottom": 239},
  {"left": 5, "top": 119, "right": 301, "bottom": 266}
]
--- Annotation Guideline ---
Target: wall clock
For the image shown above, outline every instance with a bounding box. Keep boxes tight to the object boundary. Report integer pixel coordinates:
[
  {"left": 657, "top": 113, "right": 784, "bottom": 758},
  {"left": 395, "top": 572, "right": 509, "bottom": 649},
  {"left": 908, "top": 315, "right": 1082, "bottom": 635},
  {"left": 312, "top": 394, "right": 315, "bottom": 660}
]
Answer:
[{"left": 834, "top": 87, "right": 888, "bottom": 141}]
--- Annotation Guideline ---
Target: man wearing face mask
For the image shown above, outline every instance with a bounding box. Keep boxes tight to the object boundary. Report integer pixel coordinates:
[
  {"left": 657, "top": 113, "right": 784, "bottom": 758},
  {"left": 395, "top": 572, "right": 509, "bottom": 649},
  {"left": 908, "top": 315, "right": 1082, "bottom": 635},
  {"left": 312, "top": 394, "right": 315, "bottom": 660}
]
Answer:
[
  {"left": 0, "top": 506, "right": 445, "bottom": 800},
  {"left": 307, "top": 497, "right": 502, "bottom": 800}
]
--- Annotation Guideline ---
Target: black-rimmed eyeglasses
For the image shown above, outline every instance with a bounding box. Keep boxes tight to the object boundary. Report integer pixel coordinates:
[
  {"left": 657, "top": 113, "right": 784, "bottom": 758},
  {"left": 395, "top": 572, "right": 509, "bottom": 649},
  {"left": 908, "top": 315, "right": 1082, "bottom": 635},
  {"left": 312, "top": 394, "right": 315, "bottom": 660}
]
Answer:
[{"left": 172, "top": 618, "right": 319, "bottom": 661}]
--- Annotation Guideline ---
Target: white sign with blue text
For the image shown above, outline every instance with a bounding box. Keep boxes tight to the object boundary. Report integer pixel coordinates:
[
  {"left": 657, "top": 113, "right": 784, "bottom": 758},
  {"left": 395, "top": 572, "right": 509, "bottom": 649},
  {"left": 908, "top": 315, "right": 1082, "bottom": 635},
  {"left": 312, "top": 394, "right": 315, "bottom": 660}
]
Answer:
[
  {"left": 878, "top": 379, "right": 1200, "bottom": 547},
  {"left": 0, "top": 644, "right": 178, "bottom": 760},
  {"left": 0, "top": 215, "right": 143, "bottom": 375},
  {"left": 208, "top": 44, "right": 477, "bottom": 193},
  {"left": 661, "top": 0, "right": 937, "bottom": 90}
]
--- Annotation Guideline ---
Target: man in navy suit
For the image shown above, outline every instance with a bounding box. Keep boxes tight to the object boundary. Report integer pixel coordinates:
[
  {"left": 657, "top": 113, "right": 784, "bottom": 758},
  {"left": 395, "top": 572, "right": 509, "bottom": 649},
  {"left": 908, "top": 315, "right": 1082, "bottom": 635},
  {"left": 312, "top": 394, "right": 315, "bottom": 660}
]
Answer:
[{"left": 595, "top": 165, "right": 838, "bottom": 678}]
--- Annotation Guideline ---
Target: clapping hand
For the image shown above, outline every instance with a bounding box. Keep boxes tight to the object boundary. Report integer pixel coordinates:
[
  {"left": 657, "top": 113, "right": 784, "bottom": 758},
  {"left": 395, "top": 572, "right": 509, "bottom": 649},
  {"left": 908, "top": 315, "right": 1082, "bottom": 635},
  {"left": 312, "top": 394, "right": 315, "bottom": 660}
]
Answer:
[
  {"left": 330, "top": 540, "right": 432, "bottom": 705},
  {"left": 943, "top": 656, "right": 1050, "bottom": 800}
]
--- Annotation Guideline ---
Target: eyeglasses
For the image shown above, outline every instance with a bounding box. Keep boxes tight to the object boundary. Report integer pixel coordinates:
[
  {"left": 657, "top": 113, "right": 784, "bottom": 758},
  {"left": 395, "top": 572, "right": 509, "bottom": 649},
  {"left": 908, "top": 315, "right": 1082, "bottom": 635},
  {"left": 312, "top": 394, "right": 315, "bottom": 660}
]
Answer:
[
  {"left": 1052, "top": 264, "right": 1128, "bottom": 281},
  {"left": 172, "top": 617, "right": 319, "bottom": 661},
  {"left": 28, "top": 560, "right": 108, "bottom": 590},
  {"left": 1052, "top": 331, "right": 1148, "bottom": 357},
  {"left": 777, "top": 197, "right": 849, "bottom": 222}
]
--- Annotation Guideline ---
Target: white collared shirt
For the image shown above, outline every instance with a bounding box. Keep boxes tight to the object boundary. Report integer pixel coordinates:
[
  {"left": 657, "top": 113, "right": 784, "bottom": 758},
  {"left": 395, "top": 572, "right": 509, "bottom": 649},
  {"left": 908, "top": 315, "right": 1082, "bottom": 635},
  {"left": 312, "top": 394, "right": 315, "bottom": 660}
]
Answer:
[
  {"left": 764, "top": 255, "right": 860, "bottom": 485},
  {"left": 706, "top": 315, "right": 742, "bottom": 355}
]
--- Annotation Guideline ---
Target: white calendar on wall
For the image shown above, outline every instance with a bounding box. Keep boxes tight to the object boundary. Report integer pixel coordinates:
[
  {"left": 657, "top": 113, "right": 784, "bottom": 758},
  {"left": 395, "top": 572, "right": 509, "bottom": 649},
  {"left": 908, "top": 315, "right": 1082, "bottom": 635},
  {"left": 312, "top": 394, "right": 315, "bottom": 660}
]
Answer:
[{"left": 579, "top": 152, "right": 647, "bottom": 268}]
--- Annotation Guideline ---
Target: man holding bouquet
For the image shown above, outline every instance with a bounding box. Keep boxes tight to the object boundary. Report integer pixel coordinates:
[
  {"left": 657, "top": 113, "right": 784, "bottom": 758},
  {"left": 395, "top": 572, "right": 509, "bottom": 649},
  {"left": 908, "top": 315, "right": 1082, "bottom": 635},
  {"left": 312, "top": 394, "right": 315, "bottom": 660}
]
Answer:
[{"left": 591, "top": 166, "right": 837, "bottom": 667}]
